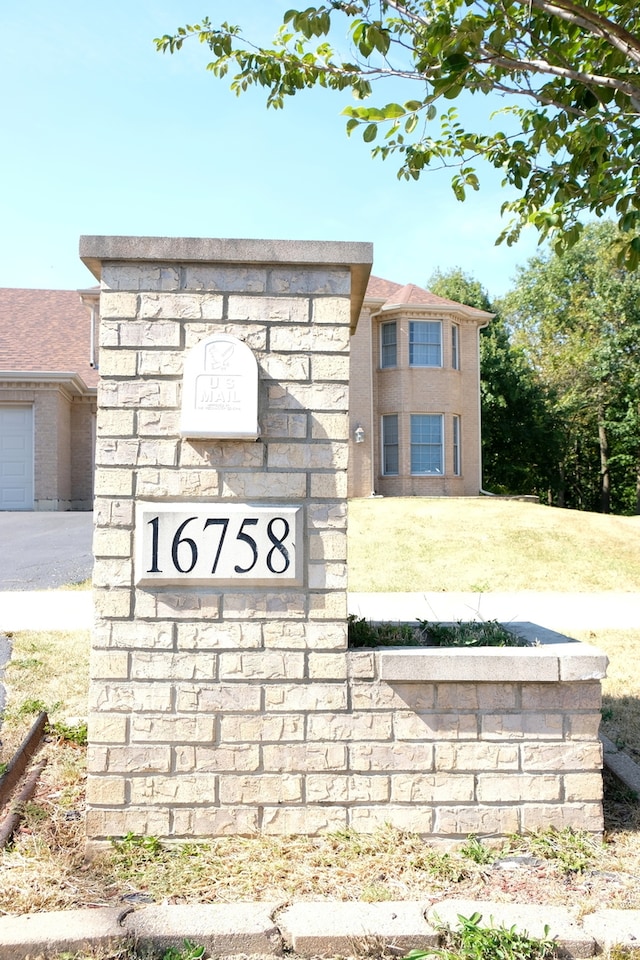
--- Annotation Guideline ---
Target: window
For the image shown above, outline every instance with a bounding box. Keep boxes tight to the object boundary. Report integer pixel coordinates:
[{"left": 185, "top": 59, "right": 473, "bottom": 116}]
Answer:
[
  {"left": 382, "top": 415, "right": 399, "bottom": 475},
  {"left": 452, "top": 323, "right": 460, "bottom": 370},
  {"left": 411, "top": 414, "right": 443, "bottom": 474},
  {"left": 453, "top": 415, "right": 461, "bottom": 475},
  {"left": 380, "top": 322, "right": 397, "bottom": 367},
  {"left": 409, "top": 321, "right": 442, "bottom": 366}
]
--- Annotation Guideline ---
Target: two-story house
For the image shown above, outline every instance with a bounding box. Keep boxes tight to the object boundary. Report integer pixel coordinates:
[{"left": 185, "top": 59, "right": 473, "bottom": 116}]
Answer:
[
  {"left": 0, "top": 275, "right": 491, "bottom": 510},
  {"left": 349, "top": 276, "right": 492, "bottom": 498}
]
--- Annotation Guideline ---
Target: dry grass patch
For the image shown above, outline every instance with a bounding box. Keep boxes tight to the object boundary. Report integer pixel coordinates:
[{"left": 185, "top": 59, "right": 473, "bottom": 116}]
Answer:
[
  {"left": 348, "top": 498, "right": 640, "bottom": 592},
  {"left": 574, "top": 628, "right": 640, "bottom": 765},
  {"left": 0, "top": 627, "right": 638, "bottom": 917},
  {"left": 1, "top": 629, "right": 90, "bottom": 757},
  {"left": 2, "top": 497, "right": 640, "bottom": 921}
]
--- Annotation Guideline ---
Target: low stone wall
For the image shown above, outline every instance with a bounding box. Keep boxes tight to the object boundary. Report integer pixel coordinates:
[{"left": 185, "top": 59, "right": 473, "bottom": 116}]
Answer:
[{"left": 88, "top": 633, "right": 606, "bottom": 841}]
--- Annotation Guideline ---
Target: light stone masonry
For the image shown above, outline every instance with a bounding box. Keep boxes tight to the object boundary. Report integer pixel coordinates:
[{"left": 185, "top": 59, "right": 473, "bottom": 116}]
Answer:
[{"left": 83, "top": 236, "right": 605, "bottom": 845}]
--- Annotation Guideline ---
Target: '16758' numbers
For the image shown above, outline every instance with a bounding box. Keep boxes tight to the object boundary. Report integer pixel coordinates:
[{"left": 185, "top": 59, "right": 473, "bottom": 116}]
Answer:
[{"left": 135, "top": 505, "right": 301, "bottom": 586}]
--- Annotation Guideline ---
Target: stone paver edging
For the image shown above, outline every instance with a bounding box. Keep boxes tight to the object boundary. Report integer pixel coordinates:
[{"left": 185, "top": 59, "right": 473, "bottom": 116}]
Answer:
[{"left": 1, "top": 900, "right": 640, "bottom": 959}]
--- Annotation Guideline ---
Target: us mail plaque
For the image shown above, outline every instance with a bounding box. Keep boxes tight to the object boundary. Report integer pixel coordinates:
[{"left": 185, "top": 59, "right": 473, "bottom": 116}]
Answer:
[
  {"left": 181, "top": 333, "right": 259, "bottom": 440},
  {"left": 135, "top": 502, "right": 303, "bottom": 587}
]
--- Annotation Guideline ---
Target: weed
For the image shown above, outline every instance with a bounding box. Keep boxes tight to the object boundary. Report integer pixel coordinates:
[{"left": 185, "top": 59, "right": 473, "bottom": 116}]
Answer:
[
  {"left": 51, "top": 941, "right": 191, "bottom": 960},
  {"left": 601, "top": 706, "right": 615, "bottom": 721},
  {"left": 348, "top": 616, "right": 527, "bottom": 648},
  {"left": 460, "top": 835, "right": 495, "bottom": 865},
  {"left": 470, "top": 581, "right": 492, "bottom": 593},
  {"left": 361, "top": 883, "right": 393, "bottom": 902},
  {"left": 409, "top": 849, "right": 468, "bottom": 884},
  {"left": 404, "top": 911, "right": 555, "bottom": 960},
  {"left": 348, "top": 616, "right": 417, "bottom": 647},
  {"left": 16, "top": 698, "right": 51, "bottom": 717},
  {"left": 162, "top": 941, "right": 205, "bottom": 960},
  {"left": 49, "top": 720, "right": 88, "bottom": 746},
  {"left": 523, "top": 827, "right": 601, "bottom": 874},
  {"left": 420, "top": 620, "right": 528, "bottom": 648},
  {"left": 7, "top": 657, "right": 42, "bottom": 671},
  {"left": 112, "top": 833, "right": 164, "bottom": 858},
  {"left": 22, "top": 802, "right": 49, "bottom": 826}
]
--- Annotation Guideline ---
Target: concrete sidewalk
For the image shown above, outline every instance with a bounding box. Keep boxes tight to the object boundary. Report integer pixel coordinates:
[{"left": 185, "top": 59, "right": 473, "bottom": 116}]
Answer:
[
  {"left": 0, "top": 590, "right": 93, "bottom": 632},
  {"left": 350, "top": 591, "right": 640, "bottom": 631},
  {"left": 1, "top": 590, "right": 639, "bottom": 633}
]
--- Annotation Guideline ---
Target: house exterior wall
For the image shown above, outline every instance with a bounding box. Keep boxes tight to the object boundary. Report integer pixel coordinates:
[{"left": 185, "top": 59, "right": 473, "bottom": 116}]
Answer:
[
  {"left": 71, "top": 397, "right": 97, "bottom": 510},
  {"left": 55, "top": 390, "right": 72, "bottom": 506},
  {"left": 349, "top": 309, "right": 484, "bottom": 498},
  {"left": 348, "top": 306, "right": 374, "bottom": 499},
  {"left": 0, "top": 383, "right": 95, "bottom": 510}
]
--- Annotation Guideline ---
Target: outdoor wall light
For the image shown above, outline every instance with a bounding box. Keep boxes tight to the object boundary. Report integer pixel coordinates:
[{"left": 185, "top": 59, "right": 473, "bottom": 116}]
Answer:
[{"left": 354, "top": 425, "right": 365, "bottom": 444}]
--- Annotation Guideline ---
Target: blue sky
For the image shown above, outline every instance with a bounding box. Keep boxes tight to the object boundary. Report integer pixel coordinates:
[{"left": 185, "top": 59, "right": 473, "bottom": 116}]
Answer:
[{"left": 1, "top": 0, "right": 543, "bottom": 298}]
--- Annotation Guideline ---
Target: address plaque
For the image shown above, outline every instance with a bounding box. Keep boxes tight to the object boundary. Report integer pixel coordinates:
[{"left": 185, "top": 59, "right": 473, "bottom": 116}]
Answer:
[{"left": 135, "top": 502, "right": 303, "bottom": 587}]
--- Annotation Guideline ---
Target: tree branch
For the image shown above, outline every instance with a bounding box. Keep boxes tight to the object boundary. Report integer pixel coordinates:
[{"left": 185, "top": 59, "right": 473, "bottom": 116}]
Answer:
[
  {"left": 523, "top": 0, "right": 640, "bottom": 66},
  {"left": 481, "top": 47, "right": 640, "bottom": 101}
]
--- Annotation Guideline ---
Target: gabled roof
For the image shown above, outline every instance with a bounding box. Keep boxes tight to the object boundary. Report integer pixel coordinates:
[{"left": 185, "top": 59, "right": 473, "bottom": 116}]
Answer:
[
  {"left": 0, "top": 288, "right": 99, "bottom": 390},
  {"left": 365, "top": 275, "right": 493, "bottom": 322}
]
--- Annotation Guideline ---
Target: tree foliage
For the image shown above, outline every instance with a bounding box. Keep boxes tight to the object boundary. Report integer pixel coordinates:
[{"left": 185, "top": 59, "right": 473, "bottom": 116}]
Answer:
[
  {"left": 428, "top": 268, "right": 560, "bottom": 498},
  {"left": 502, "top": 220, "right": 640, "bottom": 514},
  {"left": 156, "top": 1, "right": 640, "bottom": 264}
]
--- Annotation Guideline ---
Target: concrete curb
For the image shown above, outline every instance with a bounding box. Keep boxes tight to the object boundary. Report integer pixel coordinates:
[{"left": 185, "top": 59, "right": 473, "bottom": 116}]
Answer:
[
  {"left": 1, "top": 900, "right": 640, "bottom": 959},
  {"left": 601, "top": 734, "right": 640, "bottom": 796}
]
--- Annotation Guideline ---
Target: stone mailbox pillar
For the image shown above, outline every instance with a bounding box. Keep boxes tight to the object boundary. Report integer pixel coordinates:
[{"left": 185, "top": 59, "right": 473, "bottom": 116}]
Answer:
[{"left": 80, "top": 236, "right": 372, "bottom": 841}]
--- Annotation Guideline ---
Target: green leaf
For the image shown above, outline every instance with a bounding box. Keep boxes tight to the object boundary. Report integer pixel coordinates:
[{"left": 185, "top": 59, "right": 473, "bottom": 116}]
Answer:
[
  {"left": 363, "top": 123, "right": 378, "bottom": 142},
  {"left": 381, "top": 102, "right": 405, "bottom": 119}
]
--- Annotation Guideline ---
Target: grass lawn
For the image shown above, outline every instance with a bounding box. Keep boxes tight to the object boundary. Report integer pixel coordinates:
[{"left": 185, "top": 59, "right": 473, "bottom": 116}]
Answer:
[
  {"left": 0, "top": 498, "right": 638, "bottom": 929},
  {"left": 348, "top": 498, "right": 640, "bottom": 592}
]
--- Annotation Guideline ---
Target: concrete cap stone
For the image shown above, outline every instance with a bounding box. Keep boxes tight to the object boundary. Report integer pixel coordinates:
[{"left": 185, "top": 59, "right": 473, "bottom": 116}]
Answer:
[
  {"left": 278, "top": 900, "right": 438, "bottom": 957},
  {"left": 80, "top": 235, "right": 373, "bottom": 272},
  {"left": 79, "top": 235, "right": 373, "bottom": 331},
  {"left": 582, "top": 908, "right": 640, "bottom": 949},
  {"left": 557, "top": 642, "right": 608, "bottom": 681},
  {"left": 379, "top": 640, "right": 608, "bottom": 684},
  {"left": 379, "top": 647, "right": 562, "bottom": 682},
  {"left": 427, "top": 899, "right": 596, "bottom": 957}
]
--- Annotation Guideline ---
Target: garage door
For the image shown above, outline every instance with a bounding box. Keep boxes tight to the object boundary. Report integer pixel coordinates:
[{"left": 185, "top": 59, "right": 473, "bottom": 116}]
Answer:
[{"left": 0, "top": 406, "right": 34, "bottom": 510}]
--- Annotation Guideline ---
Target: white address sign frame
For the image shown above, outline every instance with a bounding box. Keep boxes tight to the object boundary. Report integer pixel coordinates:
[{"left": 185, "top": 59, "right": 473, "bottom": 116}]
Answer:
[{"left": 135, "top": 502, "right": 303, "bottom": 587}]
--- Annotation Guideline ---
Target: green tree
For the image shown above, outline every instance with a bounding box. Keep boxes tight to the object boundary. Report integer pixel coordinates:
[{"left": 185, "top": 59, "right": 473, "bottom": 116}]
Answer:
[
  {"left": 428, "top": 268, "right": 560, "bottom": 497},
  {"left": 156, "top": 2, "right": 640, "bottom": 264},
  {"left": 502, "top": 221, "right": 640, "bottom": 514}
]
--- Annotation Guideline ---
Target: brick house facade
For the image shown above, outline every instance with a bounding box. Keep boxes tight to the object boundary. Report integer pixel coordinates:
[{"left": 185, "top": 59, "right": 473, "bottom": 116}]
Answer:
[
  {"left": 0, "top": 274, "right": 490, "bottom": 509},
  {"left": 349, "top": 277, "right": 492, "bottom": 498},
  {"left": 0, "top": 288, "right": 99, "bottom": 510}
]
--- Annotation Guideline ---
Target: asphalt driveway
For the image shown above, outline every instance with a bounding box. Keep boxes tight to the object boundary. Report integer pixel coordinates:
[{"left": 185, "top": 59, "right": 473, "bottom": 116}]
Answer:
[{"left": 0, "top": 512, "right": 94, "bottom": 590}]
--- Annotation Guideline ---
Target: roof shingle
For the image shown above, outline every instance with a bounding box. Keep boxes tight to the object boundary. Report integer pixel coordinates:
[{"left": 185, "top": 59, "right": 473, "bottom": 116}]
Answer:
[{"left": 0, "top": 288, "right": 98, "bottom": 389}]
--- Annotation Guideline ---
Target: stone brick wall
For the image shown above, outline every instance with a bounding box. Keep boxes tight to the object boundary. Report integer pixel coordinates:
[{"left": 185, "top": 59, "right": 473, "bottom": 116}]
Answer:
[
  {"left": 350, "top": 648, "right": 605, "bottom": 836},
  {"left": 83, "top": 237, "right": 604, "bottom": 843},
  {"left": 84, "top": 238, "right": 371, "bottom": 840}
]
